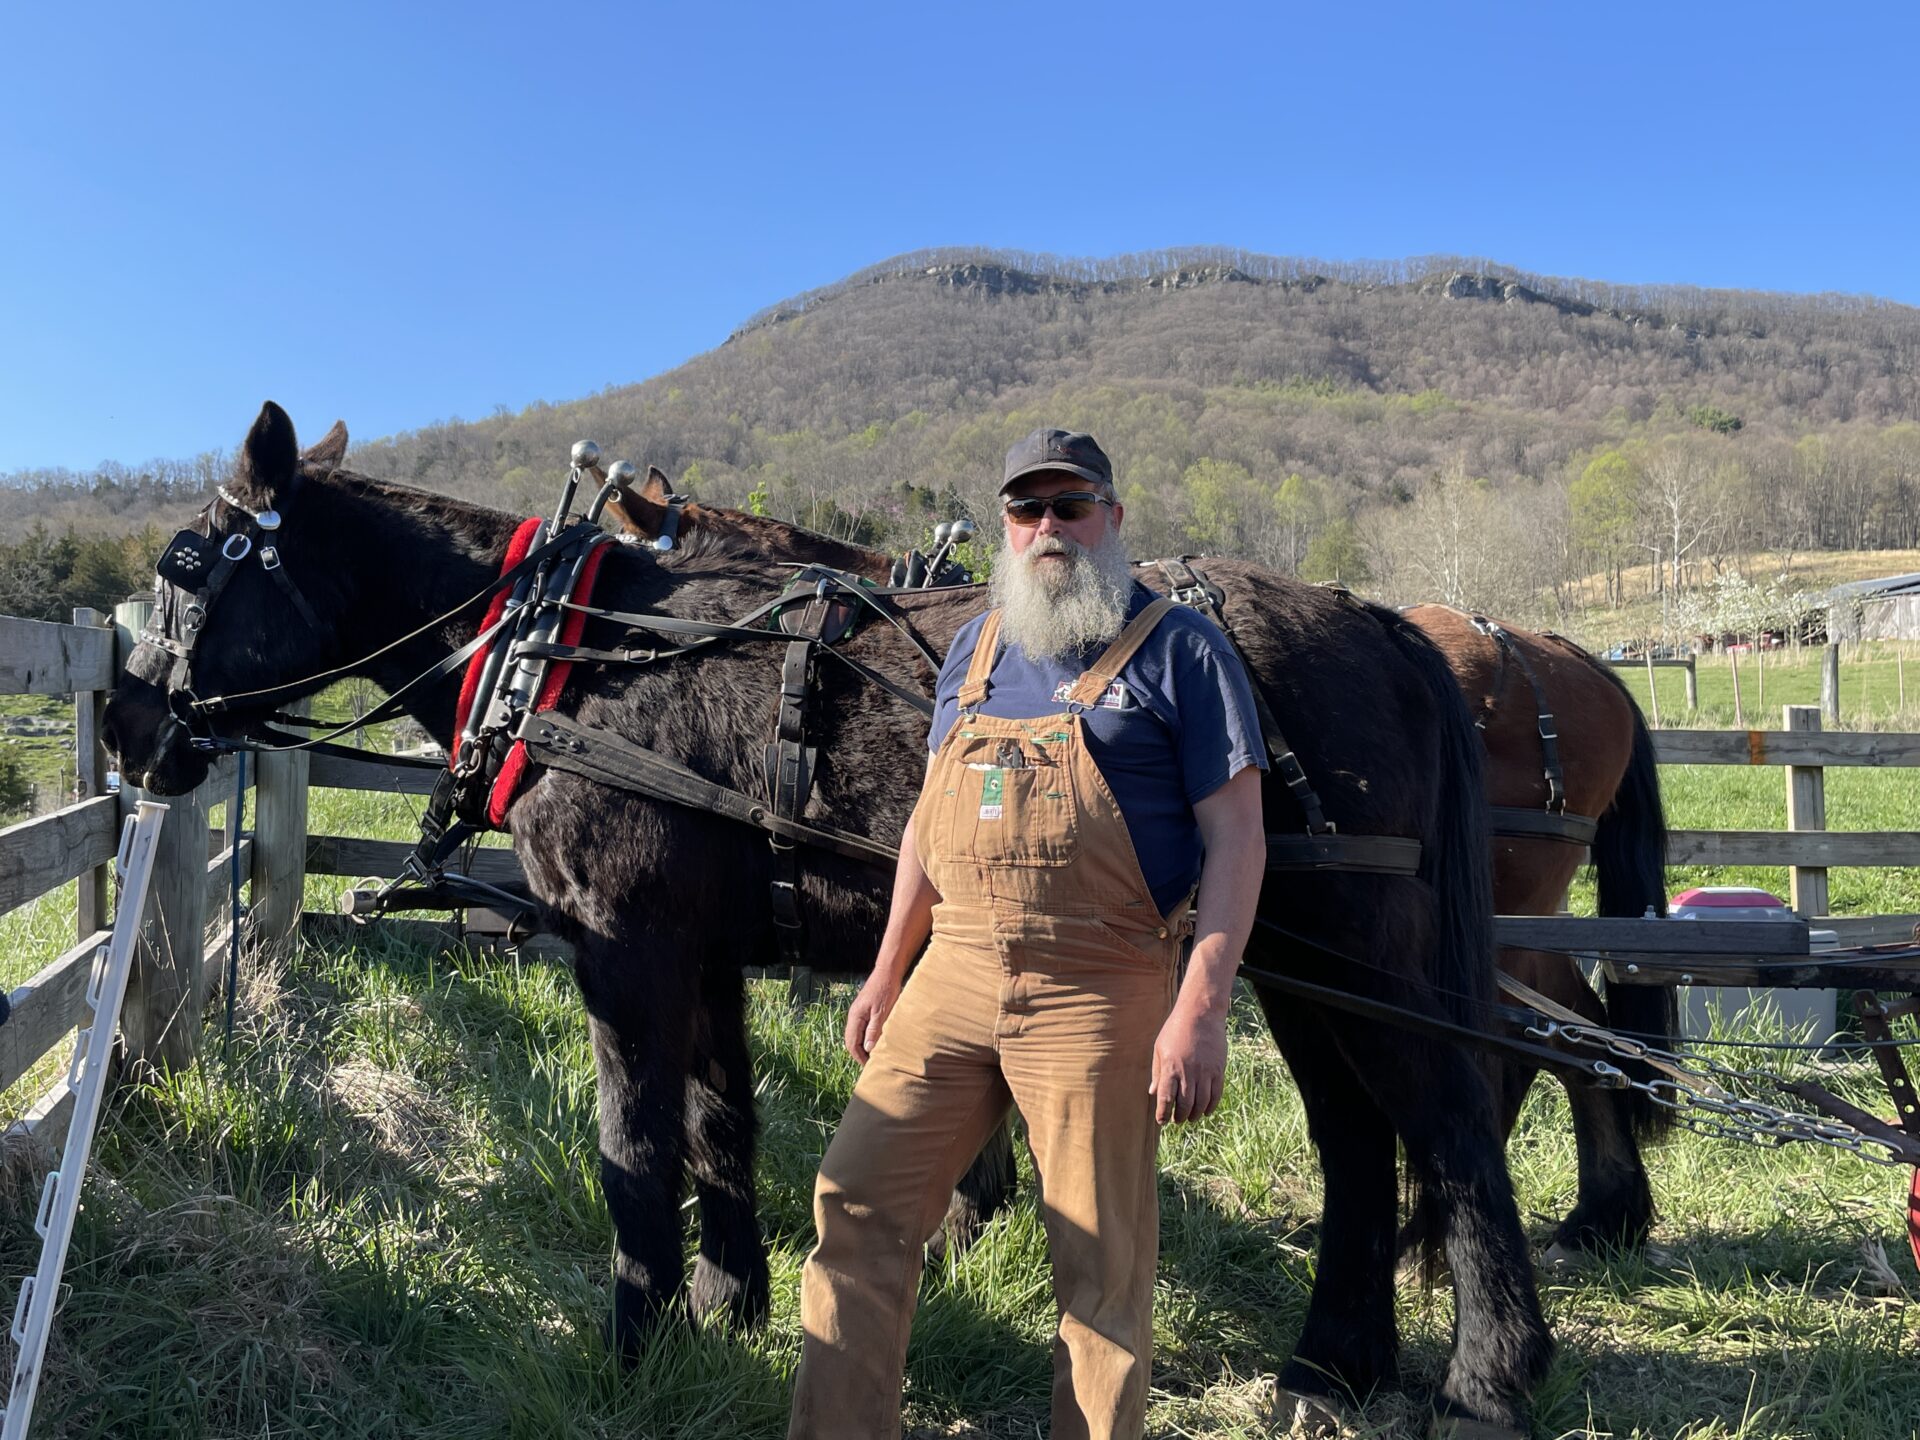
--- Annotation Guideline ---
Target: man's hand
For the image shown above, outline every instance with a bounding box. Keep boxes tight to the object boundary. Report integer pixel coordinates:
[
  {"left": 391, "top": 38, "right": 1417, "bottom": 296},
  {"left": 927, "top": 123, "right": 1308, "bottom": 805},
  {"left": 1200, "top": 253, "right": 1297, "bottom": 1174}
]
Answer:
[
  {"left": 1151, "top": 1001, "right": 1229, "bottom": 1124},
  {"left": 845, "top": 972, "right": 903, "bottom": 1065},
  {"left": 847, "top": 803, "right": 938, "bottom": 1066},
  {"left": 1152, "top": 764, "right": 1263, "bottom": 1125}
]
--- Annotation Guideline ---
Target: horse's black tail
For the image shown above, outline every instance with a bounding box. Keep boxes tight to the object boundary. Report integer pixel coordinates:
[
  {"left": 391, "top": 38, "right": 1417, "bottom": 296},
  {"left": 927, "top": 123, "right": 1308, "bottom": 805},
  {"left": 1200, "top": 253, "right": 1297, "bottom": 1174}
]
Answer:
[
  {"left": 1390, "top": 611, "right": 1499, "bottom": 1030},
  {"left": 1588, "top": 662, "right": 1677, "bottom": 1139},
  {"left": 1377, "top": 608, "right": 1500, "bottom": 1277}
]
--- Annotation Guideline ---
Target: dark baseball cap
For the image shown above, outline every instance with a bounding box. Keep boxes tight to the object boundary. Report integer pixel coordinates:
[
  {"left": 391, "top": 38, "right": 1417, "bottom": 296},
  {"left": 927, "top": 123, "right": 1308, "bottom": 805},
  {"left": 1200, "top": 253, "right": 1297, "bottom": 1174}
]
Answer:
[{"left": 1000, "top": 427, "right": 1114, "bottom": 495}]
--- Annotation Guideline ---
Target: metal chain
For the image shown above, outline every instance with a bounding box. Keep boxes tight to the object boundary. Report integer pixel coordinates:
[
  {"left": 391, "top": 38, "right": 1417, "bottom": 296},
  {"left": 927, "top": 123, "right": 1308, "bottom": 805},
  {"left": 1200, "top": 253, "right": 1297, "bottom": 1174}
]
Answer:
[{"left": 1523, "top": 1017, "right": 1916, "bottom": 1169}]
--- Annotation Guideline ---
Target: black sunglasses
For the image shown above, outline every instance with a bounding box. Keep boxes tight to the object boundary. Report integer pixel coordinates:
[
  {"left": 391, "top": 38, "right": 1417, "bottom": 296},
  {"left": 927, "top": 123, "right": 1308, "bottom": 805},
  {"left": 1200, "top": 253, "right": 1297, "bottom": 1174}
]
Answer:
[{"left": 1002, "top": 491, "right": 1113, "bottom": 526}]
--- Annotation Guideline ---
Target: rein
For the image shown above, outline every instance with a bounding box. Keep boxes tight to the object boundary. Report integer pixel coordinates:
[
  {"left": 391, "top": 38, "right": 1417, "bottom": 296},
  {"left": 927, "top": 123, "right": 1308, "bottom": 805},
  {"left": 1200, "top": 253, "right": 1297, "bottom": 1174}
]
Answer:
[{"left": 180, "top": 527, "right": 592, "bottom": 732}]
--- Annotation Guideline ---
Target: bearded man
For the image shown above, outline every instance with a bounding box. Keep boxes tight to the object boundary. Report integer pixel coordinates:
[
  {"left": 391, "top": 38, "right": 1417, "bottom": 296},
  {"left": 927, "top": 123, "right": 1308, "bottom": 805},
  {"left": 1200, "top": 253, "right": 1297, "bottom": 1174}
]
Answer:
[{"left": 788, "top": 428, "right": 1269, "bottom": 1440}]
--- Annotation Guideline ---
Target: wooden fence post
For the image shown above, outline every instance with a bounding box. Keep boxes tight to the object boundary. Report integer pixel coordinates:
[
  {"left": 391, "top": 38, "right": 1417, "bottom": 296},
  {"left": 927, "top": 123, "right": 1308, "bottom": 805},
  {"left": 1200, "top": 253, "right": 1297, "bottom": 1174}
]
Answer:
[
  {"left": 1643, "top": 650, "right": 1661, "bottom": 727},
  {"left": 113, "top": 596, "right": 208, "bottom": 1071},
  {"left": 251, "top": 696, "right": 309, "bottom": 954},
  {"left": 1683, "top": 655, "right": 1698, "bottom": 712},
  {"left": 1821, "top": 643, "right": 1841, "bottom": 725},
  {"left": 72, "top": 606, "right": 112, "bottom": 940},
  {"left": 1783, "top": 704, "right": 1828, "bottom": 920}
]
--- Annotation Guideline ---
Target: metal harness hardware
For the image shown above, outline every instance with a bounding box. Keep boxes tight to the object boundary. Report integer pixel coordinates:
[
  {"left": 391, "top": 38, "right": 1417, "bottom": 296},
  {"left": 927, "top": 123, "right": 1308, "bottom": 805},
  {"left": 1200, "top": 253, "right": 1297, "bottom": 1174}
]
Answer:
[{"left": 353, "top": 456, "right": 963, "bottom": 956}]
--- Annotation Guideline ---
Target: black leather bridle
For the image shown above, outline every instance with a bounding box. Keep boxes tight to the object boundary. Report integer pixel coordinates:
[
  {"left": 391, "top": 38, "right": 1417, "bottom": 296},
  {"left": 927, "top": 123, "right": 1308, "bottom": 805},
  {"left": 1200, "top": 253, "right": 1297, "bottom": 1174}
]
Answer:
[
  {"left": 143, "top": 477, "right": 326, "bottom": 746},
  {"left": 140, "top": 479, "right": 588, "bottom": 761}
]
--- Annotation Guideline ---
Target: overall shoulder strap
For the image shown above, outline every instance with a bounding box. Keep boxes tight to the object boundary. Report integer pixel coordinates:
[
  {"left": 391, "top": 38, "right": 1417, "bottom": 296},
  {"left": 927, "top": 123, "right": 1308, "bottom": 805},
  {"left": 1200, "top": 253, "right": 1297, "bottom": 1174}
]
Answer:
[
  {"left": 1065, "top": 598, "right": 1176, "bottom": 707},
  {"left": 955, "top": 609, "right": 1004, "bottom": 711}
]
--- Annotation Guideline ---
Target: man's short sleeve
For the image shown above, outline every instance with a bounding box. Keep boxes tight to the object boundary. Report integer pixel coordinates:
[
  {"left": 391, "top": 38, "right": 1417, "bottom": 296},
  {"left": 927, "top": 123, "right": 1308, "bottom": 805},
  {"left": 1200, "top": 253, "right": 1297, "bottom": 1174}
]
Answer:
[
  {"left": 927, "top": 613, "right": 987, "bottom": 754},
  {"left": 1161, "top": 616, "right": 1269, "bottom": 805}
]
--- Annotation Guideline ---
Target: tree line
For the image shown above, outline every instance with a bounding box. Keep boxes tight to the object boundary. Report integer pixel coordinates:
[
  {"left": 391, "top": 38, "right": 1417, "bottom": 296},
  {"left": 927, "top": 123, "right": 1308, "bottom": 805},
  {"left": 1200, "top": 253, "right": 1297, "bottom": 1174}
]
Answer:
[
  {"left": 6, "top": 252, "right": 1920, "bottom": 641},
  {"left": 0, "top": 524, "right": 166, "bottom": 623}
]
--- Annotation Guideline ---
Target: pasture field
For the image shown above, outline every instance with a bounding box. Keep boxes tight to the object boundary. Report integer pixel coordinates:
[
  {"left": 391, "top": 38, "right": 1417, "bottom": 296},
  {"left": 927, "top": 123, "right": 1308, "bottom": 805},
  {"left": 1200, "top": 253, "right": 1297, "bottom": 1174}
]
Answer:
[
  {"left": 1610, "top": 643, "right": 1920, "bottom": 734},
  {"left": 0, "top": 769, "right": 1916, "bottom": 1438},
  {"left": 0, "top": 691, "right": 78, "bottom": 822}
]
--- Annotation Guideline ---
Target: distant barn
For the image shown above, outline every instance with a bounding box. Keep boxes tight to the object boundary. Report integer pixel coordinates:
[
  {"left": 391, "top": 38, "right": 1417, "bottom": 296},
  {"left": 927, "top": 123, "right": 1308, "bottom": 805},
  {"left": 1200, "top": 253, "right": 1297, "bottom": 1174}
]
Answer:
[{"left": 1826, "top": 572, "right": 1920, "bottom": 641}]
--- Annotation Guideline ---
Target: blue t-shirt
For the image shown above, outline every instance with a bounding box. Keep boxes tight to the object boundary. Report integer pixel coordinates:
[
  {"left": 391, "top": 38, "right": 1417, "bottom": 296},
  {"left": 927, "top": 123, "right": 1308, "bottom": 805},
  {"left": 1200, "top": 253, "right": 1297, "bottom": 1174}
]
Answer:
[{"left": 928, "top": 583, "right": 1269, "bottom": 915}]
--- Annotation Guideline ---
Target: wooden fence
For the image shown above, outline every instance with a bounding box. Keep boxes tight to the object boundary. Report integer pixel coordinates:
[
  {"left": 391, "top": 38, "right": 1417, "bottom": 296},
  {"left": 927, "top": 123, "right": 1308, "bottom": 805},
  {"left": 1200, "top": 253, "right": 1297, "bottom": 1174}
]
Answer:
[
  {"left": 291, "top": 701, "right": 1920, "bottom": 953},
  {"left": 6, "top": 604, "right": 1920, "bottom": 1132},
  {"left": 0, "top": 601, "right": 305, "bottom": 1155}
]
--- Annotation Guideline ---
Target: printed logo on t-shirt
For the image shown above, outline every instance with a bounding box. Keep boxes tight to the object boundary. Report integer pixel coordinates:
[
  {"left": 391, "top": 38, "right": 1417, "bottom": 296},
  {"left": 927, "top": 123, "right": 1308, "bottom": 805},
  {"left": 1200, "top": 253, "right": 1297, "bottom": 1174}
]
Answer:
[{"left": 1051, "top": 679, "right": 1135, "bottom": 710}]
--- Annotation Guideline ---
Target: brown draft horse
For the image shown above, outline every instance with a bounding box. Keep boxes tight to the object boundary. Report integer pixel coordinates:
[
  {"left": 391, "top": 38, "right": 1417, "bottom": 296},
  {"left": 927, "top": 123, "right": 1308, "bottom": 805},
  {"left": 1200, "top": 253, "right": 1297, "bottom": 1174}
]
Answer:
[
  {"left": 1403, "top": 607, "right": 1675, "bottom": 1256},
  {"left": 611, "top": 473, "right": 1678, "bottom": 1257}
]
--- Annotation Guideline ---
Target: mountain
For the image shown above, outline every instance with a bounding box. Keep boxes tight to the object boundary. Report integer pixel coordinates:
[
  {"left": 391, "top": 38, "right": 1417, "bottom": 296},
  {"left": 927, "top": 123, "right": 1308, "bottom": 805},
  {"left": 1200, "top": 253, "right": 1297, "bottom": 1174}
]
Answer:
[{"left": 8, "top": 248, "right": 1920, "bottom": 628}]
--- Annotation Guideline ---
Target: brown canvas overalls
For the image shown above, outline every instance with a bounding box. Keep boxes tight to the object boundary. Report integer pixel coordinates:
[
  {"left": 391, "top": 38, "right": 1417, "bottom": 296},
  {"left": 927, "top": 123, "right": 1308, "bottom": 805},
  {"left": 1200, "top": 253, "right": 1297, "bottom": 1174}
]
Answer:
[{"left": 790, "top": 599, "right": 1187, "bottom": 1440}]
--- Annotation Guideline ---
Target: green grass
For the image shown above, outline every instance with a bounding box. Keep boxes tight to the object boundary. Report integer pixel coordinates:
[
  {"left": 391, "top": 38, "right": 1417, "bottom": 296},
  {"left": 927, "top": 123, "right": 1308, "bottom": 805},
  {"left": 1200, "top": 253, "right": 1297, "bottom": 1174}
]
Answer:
[
  {"left": 0, "top": 691, "right": 79, "bottom": 822},
  {"left": 1, "top": 926, "right": 1916, "bottom": 1439},
  {"left": 1564, "top": 763, "right": 1920, "bottom": 919},
  {"left": 3, "top": 687, "right": 1918, "bottom": 1436},
  {"left": 1611, "top": 644, "right": 1920, "bottom": 734}
]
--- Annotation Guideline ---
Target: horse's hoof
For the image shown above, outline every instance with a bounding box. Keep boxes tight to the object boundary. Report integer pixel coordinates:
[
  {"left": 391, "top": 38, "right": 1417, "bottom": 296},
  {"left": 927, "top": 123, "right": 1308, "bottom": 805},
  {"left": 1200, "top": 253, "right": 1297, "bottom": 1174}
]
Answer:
[
  {"left": 1276, "top": 1387, "right": 1346, "bottom": 1437},
  {"left": 689, "top": 1254, "right": 770, "bottom": 1331},
  {"left": 1428, "top": 1415, "right": 1526, "bottom": 1440},
  {"left": 930, "top": 1192, "right": 992, "bottom": 1263},
  {"left": 1538, "top": 1240, "right": 1582, "bottom": 1271}
]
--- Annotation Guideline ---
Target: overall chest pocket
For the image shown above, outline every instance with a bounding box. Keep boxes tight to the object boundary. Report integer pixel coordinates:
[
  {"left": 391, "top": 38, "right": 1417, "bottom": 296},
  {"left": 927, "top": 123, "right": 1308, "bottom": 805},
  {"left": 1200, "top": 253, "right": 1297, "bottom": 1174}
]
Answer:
[{"left": 940, "top": 729, "right": 1078, "bottom": 867}]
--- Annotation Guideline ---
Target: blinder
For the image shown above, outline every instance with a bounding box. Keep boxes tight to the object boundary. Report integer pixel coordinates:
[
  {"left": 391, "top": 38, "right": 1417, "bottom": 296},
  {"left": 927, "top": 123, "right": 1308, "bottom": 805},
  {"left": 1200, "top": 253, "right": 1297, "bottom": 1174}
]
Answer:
[{"left": 140, "top": 478, "right": 322, "bottom": 749}]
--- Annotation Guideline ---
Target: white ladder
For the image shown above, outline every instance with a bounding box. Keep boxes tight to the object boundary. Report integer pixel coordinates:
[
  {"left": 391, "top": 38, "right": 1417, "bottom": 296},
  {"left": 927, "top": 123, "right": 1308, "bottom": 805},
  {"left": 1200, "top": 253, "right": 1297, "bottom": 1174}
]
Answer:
[{"left": 1, "top": 801, "right": 168, "bottom": 1440}]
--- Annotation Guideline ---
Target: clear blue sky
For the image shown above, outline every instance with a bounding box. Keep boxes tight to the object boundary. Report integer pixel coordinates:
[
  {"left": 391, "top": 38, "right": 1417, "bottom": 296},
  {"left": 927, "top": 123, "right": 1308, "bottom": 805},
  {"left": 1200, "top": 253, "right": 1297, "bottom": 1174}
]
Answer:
[{"left": 3, "top": 1, "right": 1915, "bottom": 472}]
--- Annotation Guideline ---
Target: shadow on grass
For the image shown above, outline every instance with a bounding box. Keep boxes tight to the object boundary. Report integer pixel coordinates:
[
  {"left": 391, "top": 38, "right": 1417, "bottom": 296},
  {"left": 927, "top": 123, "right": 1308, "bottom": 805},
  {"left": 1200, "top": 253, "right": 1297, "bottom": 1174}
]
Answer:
[{"left": 1149, "top": 1169, "right": 1920, "bottom": 1439}]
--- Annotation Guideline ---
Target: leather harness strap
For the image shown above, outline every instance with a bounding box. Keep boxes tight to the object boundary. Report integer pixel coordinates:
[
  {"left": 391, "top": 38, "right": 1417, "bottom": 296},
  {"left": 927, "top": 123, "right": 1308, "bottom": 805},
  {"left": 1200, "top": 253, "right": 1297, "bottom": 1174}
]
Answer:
[
  {"left": 1151, "top": 558, "right": 1335, "bottom": 839},
  {"left": 1464, "top": 612, "right": 1600, "bottom": 848},
  {"left": 765, "top": 585, "right": 855, "bottom": 962},
  {"left": 517, "top": 710, "right": 898, "bottom": 867},
  {"left": 1148, "top": 558, "right": 1421, "bottom": 878}
]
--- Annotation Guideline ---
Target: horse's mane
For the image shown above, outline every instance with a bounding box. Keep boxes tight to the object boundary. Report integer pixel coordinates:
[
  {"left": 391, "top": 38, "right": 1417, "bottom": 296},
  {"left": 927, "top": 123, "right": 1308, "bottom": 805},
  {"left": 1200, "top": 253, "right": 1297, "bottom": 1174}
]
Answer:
[
  {"left": 325, "top": 461, "right": 895, "bottom": 584},
  {"left": 657, "top": 502, "right": 894, "bottom": 577},
  {"left": 329, "top": 466, "right": 517, "bottom": 530}
]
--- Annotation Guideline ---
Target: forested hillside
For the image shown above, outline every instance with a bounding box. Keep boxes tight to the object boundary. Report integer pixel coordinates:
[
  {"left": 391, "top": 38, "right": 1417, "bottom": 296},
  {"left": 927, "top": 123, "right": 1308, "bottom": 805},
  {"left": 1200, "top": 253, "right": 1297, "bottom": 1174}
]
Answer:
[{"left": 7, "top": 247, "right": 1919, "bottom": 633}]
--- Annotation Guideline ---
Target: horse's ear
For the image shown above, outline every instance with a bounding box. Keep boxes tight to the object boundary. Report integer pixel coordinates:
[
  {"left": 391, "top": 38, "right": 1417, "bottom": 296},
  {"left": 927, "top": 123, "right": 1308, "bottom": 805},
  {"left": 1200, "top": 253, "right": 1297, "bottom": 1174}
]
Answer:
[
  {"left": 640, "top": 466, "right": 674, "bottom": 503},
  {"left": 234, "top": 401, "right": 301, "bottom": 504},
  {"left": 301, "top": 419, "right": 349, "bottom": 475}
]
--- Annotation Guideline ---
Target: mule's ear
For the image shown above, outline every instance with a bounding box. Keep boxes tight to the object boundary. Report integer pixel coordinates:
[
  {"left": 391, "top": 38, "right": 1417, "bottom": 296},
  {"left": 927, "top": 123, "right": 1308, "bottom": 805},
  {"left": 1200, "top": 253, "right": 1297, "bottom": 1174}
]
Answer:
[
  {"left": 234, "top": 401, "right": 301, "bottom": 504},
  {"left": 640, "top": 466, "right": 674, "bottom": 503},
  {"left": 300, "top": 419, "right": 349, "bottom": 475}
]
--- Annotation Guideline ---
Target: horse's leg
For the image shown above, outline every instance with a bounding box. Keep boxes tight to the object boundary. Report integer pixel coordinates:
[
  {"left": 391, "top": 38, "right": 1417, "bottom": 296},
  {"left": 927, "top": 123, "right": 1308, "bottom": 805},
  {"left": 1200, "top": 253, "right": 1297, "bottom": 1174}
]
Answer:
[
  {"left": 685, "top": 964, "right": 772, "bottom": 1329},
  {"left": 1253, "top": 986, "right": 1400, "bottom": 1409},
  {"left": 930, "top": 1111, "right": 1018, "bottom": 1261},
  {"left": 1338, "top": 1018, "right": 1551, "bottom": 1430},
  {"left": 1516, "top": 950, "right": 1655, "bottom": 1253},
  {"left": 1396, "top": 1040, "right": 1538, "bottom": 1266},
  {"left": 578, "top": 934, "right": 697, "bottom": 1358}
]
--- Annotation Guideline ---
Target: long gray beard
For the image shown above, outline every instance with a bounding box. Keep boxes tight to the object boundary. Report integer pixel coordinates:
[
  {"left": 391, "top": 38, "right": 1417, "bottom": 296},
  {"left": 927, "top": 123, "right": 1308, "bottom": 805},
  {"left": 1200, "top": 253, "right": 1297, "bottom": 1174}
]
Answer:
[{"left": 988, "top": 525, "right": 1136, "bottom": 662}]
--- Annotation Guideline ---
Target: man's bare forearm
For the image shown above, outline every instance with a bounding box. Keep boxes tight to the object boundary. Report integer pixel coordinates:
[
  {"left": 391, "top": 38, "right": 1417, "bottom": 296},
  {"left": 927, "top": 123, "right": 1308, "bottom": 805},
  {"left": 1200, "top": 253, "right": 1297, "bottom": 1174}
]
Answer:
[
  {"left": 1181, "top": 766, "right": 1267, "bottom": 1017},
  {"left": 873, "top": 812, "right": 938, "bottom": 982}
]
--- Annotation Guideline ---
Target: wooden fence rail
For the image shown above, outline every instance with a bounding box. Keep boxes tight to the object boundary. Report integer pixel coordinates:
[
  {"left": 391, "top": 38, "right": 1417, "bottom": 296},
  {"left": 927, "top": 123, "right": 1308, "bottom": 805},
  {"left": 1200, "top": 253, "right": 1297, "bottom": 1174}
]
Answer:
[
  {"left": 0, "top": 605, "right": 281, "bottom": 1153},
  {"left": 295, "top": 705, "right": 1920, "bottom": 935}
]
